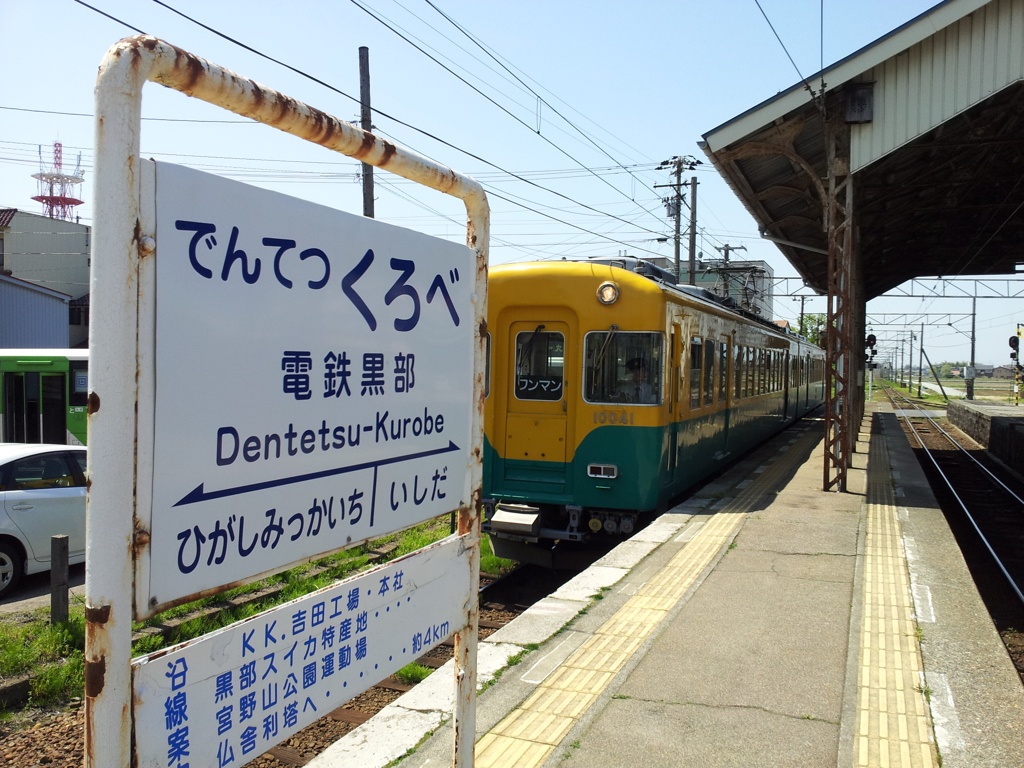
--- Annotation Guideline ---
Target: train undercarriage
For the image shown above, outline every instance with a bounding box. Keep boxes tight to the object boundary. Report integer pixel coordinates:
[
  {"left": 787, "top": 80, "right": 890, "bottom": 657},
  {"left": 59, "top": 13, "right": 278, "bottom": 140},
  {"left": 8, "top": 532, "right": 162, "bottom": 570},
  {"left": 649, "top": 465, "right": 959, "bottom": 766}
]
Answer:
[{"left": 482, "top": 500, "right": 647, "bottom": 569}]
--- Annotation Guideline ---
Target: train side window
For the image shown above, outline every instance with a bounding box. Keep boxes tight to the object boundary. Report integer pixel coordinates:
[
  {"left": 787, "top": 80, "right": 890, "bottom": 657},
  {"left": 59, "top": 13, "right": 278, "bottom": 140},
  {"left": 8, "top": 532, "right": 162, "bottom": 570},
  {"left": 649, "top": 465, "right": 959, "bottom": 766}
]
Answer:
[
  {"left": 689, "top": 337, "right": 702, "bottom": 409},
  {"left": 584, "top": 331, "right": 663, "bottom": 405},
  {"left": 703, "top": 339, "right": 716, "bottom": 406},
  {"left": 515, "top": 329, "right": 564, "bottom": 401},
  {"left": 735, "top": 345, "right": 744, "bottom": 399},
  {"left": 485, "top": 333, "right": 491, "bottom": 398},
  {"left": 719, "top": 339, "right": 729, "bottom": 402}
]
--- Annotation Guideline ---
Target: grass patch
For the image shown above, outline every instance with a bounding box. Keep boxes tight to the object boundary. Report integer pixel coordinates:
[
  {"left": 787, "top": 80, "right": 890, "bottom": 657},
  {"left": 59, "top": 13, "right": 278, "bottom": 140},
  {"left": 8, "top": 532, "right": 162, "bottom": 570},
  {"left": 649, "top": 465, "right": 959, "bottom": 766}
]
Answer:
[
  {"left": 0, "top": 613, "right": 85, "bottom": 679},
  {"left": 393, "top": 662, "right": 433, "bottom": 686},
  {"left": 0, "top": 612, "right": 87, "bottom": 707},
  {"left": 479, "top": 534, "right": 516, "bottom": 576},
  {"left": 1, "top": 514, "right": 459, "bottom": 713}
]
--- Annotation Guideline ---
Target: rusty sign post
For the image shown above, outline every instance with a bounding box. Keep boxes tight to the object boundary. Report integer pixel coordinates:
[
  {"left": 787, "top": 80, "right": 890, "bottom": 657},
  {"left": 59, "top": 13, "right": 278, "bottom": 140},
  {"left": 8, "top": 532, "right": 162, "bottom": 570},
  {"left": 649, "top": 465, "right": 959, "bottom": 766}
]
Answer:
[{"left": 88, "top": 36, "right": 487, "bottom": 768}]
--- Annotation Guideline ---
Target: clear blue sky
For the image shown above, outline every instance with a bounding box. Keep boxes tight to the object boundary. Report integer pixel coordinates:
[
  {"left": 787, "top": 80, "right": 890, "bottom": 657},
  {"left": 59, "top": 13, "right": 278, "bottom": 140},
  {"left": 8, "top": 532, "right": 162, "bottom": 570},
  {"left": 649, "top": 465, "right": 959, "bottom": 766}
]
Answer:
[{"left": 2, "top": 0, "right": 1019, "bottom": 367}]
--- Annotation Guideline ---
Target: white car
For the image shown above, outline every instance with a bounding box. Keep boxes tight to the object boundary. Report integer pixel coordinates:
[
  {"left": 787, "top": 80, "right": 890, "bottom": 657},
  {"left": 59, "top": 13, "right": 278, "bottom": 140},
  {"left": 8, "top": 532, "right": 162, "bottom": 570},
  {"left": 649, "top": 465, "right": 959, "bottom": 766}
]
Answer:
[{"left": 0, "top": 444, "right": 87, "bottom": 597}]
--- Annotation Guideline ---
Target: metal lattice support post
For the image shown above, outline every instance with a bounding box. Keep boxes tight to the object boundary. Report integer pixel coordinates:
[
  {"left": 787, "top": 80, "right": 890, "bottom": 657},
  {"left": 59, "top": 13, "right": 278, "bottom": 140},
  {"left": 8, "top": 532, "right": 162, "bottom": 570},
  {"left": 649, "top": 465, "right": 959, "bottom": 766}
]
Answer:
[{"left": 824, "top": 113, "right": 854, "bottom": 492}]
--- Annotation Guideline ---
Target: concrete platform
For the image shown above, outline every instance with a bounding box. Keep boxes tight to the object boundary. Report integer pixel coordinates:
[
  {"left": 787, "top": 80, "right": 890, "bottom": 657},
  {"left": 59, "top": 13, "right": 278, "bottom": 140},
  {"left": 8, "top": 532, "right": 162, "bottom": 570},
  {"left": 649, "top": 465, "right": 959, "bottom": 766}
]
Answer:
[
  {"left": 308, "top": 405, "right": 1024, "bottom": 768},
  {"left": 947, "top": 398, "right": 1024, "bottom": 474}
]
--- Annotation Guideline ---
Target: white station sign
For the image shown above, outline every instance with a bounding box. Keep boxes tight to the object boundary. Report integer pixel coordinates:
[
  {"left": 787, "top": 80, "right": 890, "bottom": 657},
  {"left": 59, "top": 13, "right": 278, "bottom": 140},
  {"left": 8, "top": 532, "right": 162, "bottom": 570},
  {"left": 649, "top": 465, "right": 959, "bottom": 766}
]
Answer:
[
  {"left": 133, "top": 535, "right": 472, "bottom": 768},
  {"left": 139, "top": 162, "right": 476, "bottom": 613}
]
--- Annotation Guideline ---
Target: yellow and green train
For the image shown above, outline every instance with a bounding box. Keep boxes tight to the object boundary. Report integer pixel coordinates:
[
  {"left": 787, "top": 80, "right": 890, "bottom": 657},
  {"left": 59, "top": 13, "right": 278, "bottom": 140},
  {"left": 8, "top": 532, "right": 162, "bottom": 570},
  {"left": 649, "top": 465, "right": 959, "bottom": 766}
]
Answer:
[{"left": 482, "top": 259, "right": 825, "bottom": 567}]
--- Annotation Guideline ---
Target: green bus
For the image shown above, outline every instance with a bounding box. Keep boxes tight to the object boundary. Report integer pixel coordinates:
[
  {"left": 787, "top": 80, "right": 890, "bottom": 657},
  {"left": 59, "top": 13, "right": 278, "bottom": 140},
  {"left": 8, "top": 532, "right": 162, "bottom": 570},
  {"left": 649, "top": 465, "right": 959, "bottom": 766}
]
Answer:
[{"left": 0, "top": 350, "right": 88, "bottom": 445}]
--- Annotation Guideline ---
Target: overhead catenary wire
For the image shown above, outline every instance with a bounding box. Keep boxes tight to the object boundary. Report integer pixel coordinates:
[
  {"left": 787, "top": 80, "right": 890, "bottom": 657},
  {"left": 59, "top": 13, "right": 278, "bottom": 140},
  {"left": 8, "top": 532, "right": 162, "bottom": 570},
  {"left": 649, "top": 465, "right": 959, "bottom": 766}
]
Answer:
[
  {"left": 62, "top": 1, "right": 707, "bottom": 257},
  {"left": 753, "top": 0, "right": 823, "bottom": 109},
  {"left": 421, "top": 0, "right": 664, "bottom": 202},
  {"left": 344, "top": 0, "right": 666, "bottom": 226},
  {"left": 136, "top": 0, "right": 671, "bottom": 239}
]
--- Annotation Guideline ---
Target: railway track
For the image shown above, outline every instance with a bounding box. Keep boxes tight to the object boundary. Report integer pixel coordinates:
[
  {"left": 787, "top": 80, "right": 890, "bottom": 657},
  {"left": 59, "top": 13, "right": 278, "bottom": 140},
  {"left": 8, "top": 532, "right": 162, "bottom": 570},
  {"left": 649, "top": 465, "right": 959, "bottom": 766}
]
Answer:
[
  {"left": 882, "top": 387, "right": 1024, "bottom": 680},
  {"left": 0, "top": 563, "right": 573, "bottom": 768}
]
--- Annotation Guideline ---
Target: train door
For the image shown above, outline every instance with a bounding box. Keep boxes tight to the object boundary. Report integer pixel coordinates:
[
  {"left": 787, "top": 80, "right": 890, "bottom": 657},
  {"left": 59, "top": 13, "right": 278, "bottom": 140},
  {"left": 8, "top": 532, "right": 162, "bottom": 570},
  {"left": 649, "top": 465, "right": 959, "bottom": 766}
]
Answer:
[
  {"left": 804, "top": 354, "right": 811, "bottom": 410},
  {"left": 719, "top": 335, "right": 731, "bottom": 455},
  {"left": 505, "top": 321, "right": 570, "bottom": 467},
  {"left": 669, "top": 324, "right": 681, "bottom": 473},
  {"left": 782, "top": 350, "right": 790, "bottom": 419}
]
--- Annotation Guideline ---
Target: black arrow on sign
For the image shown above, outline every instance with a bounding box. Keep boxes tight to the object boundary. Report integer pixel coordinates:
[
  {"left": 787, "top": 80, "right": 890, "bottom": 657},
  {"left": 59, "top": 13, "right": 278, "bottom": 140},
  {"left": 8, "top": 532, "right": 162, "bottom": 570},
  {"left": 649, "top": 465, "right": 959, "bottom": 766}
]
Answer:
[{"left": 174, "top": 441, "right": 461, "bottom": 506}]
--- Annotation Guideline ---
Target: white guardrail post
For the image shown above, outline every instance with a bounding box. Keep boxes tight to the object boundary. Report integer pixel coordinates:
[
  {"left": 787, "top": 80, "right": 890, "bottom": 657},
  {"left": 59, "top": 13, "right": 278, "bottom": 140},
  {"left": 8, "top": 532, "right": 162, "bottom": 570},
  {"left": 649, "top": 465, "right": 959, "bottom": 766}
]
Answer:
[{"left": 88, "top": 35, "right": 487, "bottom": 768}]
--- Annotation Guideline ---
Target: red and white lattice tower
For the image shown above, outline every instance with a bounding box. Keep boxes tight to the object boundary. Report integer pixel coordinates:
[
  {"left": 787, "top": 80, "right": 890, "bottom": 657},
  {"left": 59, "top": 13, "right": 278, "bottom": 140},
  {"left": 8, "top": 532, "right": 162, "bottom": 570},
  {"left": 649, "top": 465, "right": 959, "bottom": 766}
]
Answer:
[{"left": 32, "top": 141, "right": 85, "bottom": 220}]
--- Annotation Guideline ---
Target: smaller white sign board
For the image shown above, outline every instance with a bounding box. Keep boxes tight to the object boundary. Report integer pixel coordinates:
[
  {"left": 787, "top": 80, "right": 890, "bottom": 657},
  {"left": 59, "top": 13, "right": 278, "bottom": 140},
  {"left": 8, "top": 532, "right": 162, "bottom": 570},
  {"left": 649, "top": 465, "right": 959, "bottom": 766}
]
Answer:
[{"left": 133, "top": 534, "right": 472, "bottom": 768}]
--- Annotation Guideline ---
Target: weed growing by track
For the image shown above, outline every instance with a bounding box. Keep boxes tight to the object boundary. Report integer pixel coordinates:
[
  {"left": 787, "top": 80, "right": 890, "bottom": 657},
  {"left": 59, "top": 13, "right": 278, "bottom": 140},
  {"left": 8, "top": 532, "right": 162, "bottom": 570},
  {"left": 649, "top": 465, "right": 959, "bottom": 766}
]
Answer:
[{"left": 2, "top": 516, "right": 514, "bottom": 712}]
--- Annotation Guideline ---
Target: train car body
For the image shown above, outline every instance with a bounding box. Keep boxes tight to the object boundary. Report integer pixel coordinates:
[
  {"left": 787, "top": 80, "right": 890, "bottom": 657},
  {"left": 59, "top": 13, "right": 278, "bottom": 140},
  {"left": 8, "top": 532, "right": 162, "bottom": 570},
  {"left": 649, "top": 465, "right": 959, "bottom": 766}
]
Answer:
[
  {"left": 482, "top": 259, "right": 824, "bottom": 566},
  {"left": 0, "top": 349, "right": 89, "bottom": 446}
]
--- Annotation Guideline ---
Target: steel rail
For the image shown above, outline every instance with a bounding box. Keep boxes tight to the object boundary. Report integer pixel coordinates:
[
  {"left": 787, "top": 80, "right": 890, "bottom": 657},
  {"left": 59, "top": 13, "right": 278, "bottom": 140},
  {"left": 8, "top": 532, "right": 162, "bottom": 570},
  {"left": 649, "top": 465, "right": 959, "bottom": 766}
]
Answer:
[
  {"left": 884, "top": 386, "right": 1024, "bottom": 605},
  {"left": 888, "top": 388, "right": 1024, "bottom": 508}
]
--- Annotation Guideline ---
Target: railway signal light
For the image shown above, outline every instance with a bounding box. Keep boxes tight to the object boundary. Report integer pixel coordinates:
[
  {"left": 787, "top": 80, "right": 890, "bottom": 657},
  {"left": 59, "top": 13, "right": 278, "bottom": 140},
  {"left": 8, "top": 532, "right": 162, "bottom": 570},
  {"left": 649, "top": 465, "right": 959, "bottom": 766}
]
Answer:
[
  {"left": 866, "top": 334, "right": 876, "bottom": 348},
  {"left": 1011, "top": 335, "right": 1020, "bottom": 360}
]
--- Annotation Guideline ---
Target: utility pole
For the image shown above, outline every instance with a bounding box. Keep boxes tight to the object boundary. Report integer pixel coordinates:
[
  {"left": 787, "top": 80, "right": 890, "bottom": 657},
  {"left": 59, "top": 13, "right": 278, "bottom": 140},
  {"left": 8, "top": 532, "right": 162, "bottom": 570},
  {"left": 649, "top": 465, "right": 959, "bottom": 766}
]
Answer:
[
  {"left": 688, "top": 177, "right": 698, "bottom": 286},
  {"left": 715, "top": 243, "right": 746, "bottom": 264},
  {"left": 715, "top": 244, "right": 745, "bottom": 302},
  {"left": 967, "top": 296, "right": 976, "bottom": 400},
  {"left": 793, "top": 296, "right": 808, "bottom": 334},
  {"left": 359, "top": 46, "right": 374, "bottom": 218},
  {"left": 917, "top": 323, "right": 924, "bottom": 398},
  {"left": 671, "top": 163, "right": 682, "bottom": 281},
  {"left": 655, "top": 156, "right": 701, "bottom": 283}
]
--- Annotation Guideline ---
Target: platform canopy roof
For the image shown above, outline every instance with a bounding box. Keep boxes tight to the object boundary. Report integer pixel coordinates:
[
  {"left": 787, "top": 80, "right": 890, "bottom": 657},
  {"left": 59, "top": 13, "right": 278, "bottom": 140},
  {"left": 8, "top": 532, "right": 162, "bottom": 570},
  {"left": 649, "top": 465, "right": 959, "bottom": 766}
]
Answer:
[{"left": 701, "top": 0, "right": 1024, "bottom": 300}]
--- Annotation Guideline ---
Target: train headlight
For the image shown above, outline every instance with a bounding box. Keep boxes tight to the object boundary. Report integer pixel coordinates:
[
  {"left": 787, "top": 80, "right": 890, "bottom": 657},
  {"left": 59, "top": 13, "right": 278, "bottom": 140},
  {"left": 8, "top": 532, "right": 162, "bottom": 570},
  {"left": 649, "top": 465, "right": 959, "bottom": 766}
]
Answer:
[{"left": 596, "top": 281, "right": 619, "bottom": 305}]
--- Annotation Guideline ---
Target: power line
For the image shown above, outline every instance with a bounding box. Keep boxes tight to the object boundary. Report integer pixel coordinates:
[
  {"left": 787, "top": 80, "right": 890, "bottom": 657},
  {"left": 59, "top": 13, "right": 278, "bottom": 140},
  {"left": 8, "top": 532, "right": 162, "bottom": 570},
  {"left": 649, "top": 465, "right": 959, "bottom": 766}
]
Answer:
[
  {"left": 753, "top": 0, "right": 821, "bottom": 108},
  {"left": 422, "top": 0, "right": 663, "bottom": 202},
  {"left": 345, "top": 0, "right": 664, "bottom": 224},
  {"left": 143, "top": 0, "right": 668, "bottom": 237},
  {"left": 65, "top": 1, "right": 673, "bottom": 251},
  {"left": 0, "top": 104, "right": 255, "bottom": 124}
]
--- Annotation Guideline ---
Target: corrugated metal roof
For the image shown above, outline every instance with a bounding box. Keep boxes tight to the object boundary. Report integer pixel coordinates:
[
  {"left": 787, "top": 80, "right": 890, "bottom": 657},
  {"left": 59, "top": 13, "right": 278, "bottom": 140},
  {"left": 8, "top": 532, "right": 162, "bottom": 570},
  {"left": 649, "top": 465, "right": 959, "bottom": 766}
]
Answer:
[
  {"left": 701, "top": 0, "right": 1024, "bottom": 300},
  {"left": 0, "top": 209, "right": 17, "bottom": 228},
  {"left": 0, "top": 272, "right": 72, "bottom": 301}
]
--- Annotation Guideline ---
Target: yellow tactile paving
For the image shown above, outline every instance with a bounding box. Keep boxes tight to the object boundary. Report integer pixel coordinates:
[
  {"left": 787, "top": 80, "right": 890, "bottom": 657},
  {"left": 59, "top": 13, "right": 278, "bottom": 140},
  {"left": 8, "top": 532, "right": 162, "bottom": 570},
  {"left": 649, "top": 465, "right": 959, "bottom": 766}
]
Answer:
[
  {"left": 561, "top": 647, "right": 631, "bottom": 674},
  {"left": 475, "top": 732, "right": 554, "bottom": 768},
  {"left": 519, "top": 688, "right": 597, "bottom": 718},
  {"left": 490, "top": 709, "right": 577, "bottom": 744},
  {"left": 542, "top": 666, "right": 615, "bottom": 694},
  {"left": 473, "top": 429, "right": 824, "bottom": 768},
  {"left": 853, "top": 428, "right": 938, "bottom": 768}
]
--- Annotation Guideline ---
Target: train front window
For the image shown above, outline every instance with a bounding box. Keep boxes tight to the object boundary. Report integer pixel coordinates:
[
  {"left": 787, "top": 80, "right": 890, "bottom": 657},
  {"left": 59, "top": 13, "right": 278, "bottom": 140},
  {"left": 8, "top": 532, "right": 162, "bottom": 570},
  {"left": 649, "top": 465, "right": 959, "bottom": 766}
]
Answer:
[
  {"left": 514, "top": 328, "right": 564, "bottom": 401},
  {"left": 584, "top": 331, "right": 663, "bottom": 405}
]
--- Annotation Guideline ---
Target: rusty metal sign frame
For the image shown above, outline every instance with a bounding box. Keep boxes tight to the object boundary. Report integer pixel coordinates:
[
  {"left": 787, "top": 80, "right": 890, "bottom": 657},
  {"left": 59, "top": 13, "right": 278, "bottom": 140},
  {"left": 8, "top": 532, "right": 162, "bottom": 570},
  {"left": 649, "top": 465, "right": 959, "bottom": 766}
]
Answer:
[{"left": 86, "top": 35, "right": 488, "bottom": 768}]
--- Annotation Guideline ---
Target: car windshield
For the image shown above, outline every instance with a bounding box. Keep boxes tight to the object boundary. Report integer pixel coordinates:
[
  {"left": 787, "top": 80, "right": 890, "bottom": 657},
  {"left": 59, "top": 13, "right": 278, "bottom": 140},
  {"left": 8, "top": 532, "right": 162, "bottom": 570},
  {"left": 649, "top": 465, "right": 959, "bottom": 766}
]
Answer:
[{"left": 9, "top": 454, "right": 76, "bottom": 489}]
